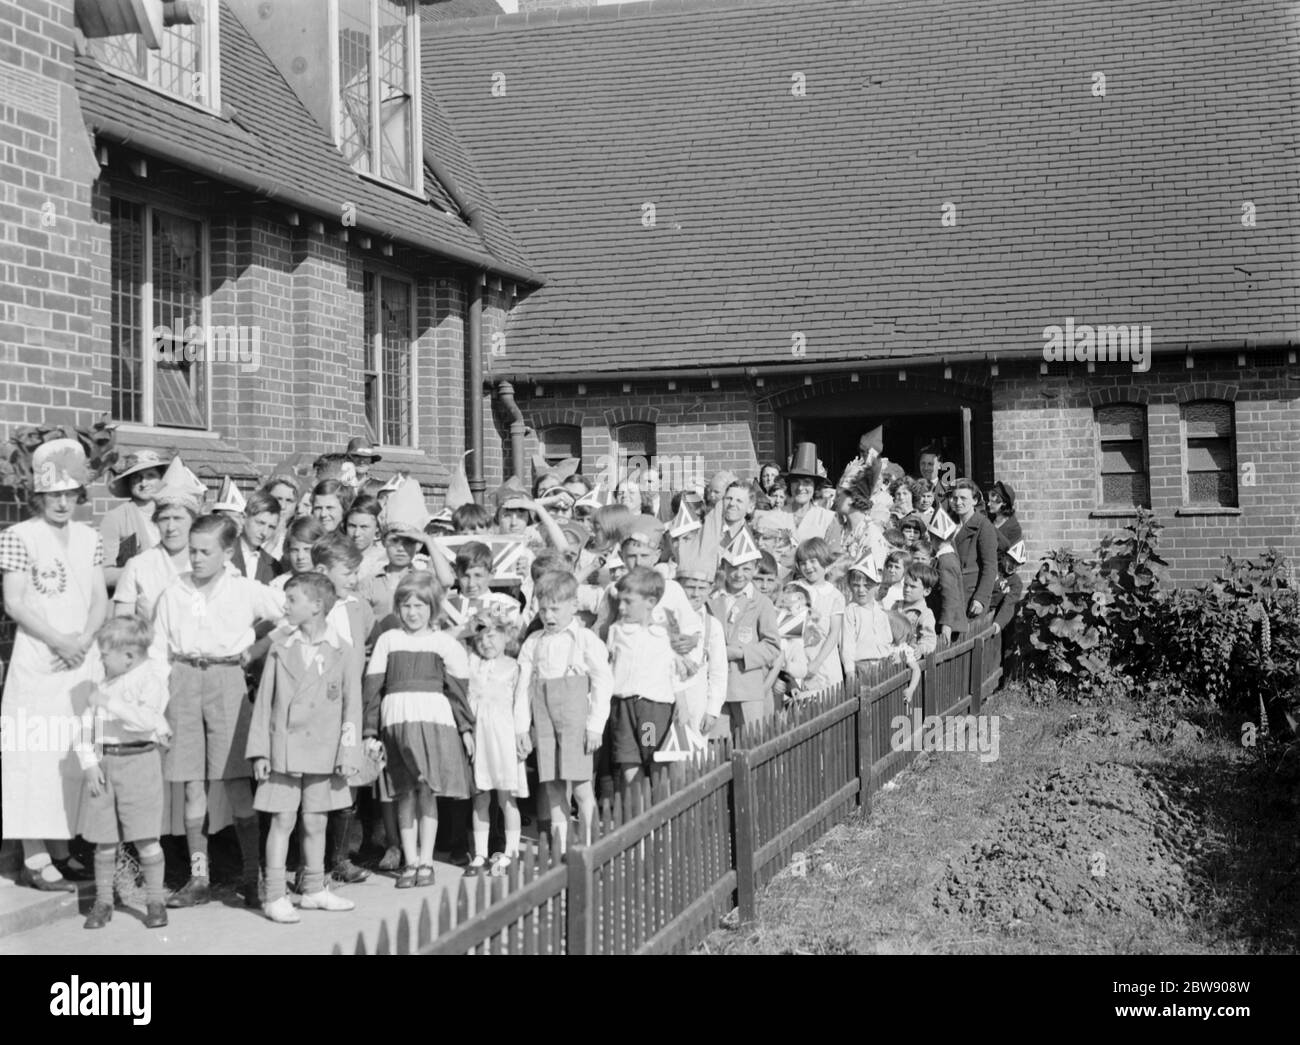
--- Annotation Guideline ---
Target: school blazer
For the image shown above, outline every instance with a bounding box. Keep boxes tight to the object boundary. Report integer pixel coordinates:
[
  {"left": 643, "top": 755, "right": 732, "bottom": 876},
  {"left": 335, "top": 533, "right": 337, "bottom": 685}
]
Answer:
[
  {"left": 230, "top": 541, "right": 284, "bottom": 585},
  {"left": 247, "top": 634, "right": 362, "bottom": 776},
  {"left": 706, "top": 590, "right": 780, "bottom": 705},
  {"left": 951, "top": 513, "right": 999, "bottom": 612}
]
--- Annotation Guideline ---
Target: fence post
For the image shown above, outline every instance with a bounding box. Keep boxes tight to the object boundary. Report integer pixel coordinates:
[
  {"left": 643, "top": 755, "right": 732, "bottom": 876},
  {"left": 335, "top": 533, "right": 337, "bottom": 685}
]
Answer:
[
  {"left": 731, "top": 749, "right": 757, "bottom": 923},
  {"left": 566, "top": 844, "right": 594, "bottom": 955},
  {"left": 970, "top": 628, "right": 985, "bottom": 715},
  {"left": 921, "top": 652, "right": 939, "bottom": 720},
  {"left": 855, "top": 673, "right": 873, "bottom": 814}
]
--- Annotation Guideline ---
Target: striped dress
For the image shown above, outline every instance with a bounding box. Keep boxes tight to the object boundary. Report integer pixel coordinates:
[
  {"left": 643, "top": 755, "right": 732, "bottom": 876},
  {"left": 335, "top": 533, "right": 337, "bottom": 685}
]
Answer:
[{"left": 363, "top": 628, "right": 474, "bottom": 797}]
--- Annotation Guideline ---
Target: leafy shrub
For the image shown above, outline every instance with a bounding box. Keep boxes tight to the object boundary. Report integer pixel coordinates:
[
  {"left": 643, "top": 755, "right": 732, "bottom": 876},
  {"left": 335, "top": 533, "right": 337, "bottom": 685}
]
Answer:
[{"left": 1017, "top": 511, "right": 1168, "bottom": 694}]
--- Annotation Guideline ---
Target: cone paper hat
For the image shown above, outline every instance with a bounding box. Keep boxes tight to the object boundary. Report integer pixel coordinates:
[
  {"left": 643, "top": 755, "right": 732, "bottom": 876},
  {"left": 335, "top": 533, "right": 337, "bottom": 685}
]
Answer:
[
  {"left": 574, "top": 484, "right": 605, "bottom": 511},
  {"left": 154, "top": 454, "right": 207, "bottom": 513},
  {"left": 384, "top": 475, "right": 431, "bottom": 531},
  {"left": 927, "top": 506, "right": 958, "bottom": 540},
  {"left": 720, "top": 526, "right": 761, "bottom": 566},
  {"left": 1006, "top": 539, "right": 1026, "bottom": 565},
  {"left": 213, "top": 476, "right": 246, "bottom": 514},
  {"left": 847, "top": 551, "right": 881, "bottom": 582},
  {"left": 444, "top": 451, "right": 473, "bottom": 511},
  {"left": 668, "top": 497, "right": 701, "bottom": 538}
]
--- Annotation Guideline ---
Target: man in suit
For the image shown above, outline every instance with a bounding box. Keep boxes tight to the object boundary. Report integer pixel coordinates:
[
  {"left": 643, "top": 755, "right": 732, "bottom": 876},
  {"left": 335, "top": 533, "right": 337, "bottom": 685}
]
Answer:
[
  {"left": 702, "top": 530, "right": 780, "bottom": 737},
  {"left": 231, "top": 490, "right": 286, "bottom": 585},
  {"left": 948, "top": 479, "right": 999, "bottom": 625}
]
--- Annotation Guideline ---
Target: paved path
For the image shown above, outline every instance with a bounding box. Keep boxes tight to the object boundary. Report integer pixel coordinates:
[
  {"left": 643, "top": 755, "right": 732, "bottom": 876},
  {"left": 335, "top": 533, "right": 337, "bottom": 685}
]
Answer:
[{"left": 0, "top": 860, "right": 475, "bottom": 956}]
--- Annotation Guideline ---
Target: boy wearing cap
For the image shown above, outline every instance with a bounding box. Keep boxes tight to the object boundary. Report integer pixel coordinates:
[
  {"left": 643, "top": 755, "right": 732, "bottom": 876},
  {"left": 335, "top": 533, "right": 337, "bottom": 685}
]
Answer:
[
  {"left": 345, "top": 436, "right": 382, "bottom": 486},
  {"left": 707, "top": 530, "right": 780, "bottom": 733}
]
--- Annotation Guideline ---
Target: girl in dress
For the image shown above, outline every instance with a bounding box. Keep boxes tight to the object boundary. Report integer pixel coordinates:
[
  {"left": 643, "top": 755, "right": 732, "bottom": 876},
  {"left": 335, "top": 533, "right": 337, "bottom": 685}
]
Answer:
[
  {"left": 793, "top": 538, "right": 846, "bottom": 696},
  {"left": 362, "top": 571, "right": 474, "bottom": 888},
  {"left": 464, "top": 616, "right": 528, "bottom": 877},
  {"left": 1, "top": 435, "right": 113, "bottom": 891}
]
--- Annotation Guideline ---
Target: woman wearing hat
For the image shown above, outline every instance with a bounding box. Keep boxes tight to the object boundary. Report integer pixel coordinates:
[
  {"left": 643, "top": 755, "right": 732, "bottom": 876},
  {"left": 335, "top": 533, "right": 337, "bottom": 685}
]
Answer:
[
  {"left": 985, "top": 481, "right": 1025, "bottom": 650},
  {"left": 1, "top": 437, "right": 111, "bottom": 890},
  {"left": 113, "top": 458, "right": 206, "bottom": 623},
  {"left": 101, "top": 449, "right": 168, "bottom": 588},
  {"left": 782, "top": 443, "right": 837, "bottom": 546}
]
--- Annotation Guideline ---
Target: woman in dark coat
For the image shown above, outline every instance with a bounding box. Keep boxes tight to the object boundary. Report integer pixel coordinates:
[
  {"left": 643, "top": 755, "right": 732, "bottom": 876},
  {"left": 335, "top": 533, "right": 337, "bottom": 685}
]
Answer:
[
  {"left": 986, "top": 480, "right": 1025, "bottom": 666},
  {"left": 947, "top": 480, "right": 999, "bottom": 625}
]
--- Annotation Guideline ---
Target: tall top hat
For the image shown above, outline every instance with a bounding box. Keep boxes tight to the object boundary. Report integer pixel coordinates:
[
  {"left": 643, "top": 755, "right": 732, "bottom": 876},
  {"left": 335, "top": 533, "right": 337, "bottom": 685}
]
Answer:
[{"left": 783, "top": 443, "right": 829, "bottom": 486}]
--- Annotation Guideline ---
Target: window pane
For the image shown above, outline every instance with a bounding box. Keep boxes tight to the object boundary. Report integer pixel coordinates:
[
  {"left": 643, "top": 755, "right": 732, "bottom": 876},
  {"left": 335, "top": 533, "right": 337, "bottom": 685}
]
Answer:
[
  {"left": 379, "top": 278, "right": 412, "bottom": 446},
  {"left": 1096, "top": 404, "right": 1145, "bottom": 440},
  {"left": 1100, "top": 440, "right": 1143, "bottom": 475},
  {"left": 542, "top": 425, "right": 582, "bottom": 466},
  {"left": 110, "top": 199, "right": 145, "bottom": 423},
  {"left": 1102, "top": 472, "right": 1148, "bottom": 507},
  {"left": 153, "top": 22, "right": 202, "bottom": 99},
  {"left": 339, "top": 0, "right": 373, "bottom": 173},
  {"left": 91, "top": 35, "right": 146, "bottom": 78},
  {"left": 1189, "top": 470, "right": 1235, "bottom": 506},
  {"left": 377, "top": 0, "right": 411, "bottom": 185},
  {"left": 1183, "top": 400, "right": 1231, "bottom": 438},
  {"left": 363, "top": 271, "right": 378, "bottom": 444},
  {"left": 1187, "top": 438, "right": 1232, "bottom": 473},
  {"left": 617, "top": 423, "right": 655, "bottom": 460},
  {"left": 151, "top": 210, "right": 206, "bottom": 429}
]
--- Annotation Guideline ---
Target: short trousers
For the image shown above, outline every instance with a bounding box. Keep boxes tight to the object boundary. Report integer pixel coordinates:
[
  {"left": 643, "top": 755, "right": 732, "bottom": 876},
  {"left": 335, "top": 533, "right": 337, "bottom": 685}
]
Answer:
[
  {"left": 254, "top": 770, "right": 352, "bottom": 814},
  {"left": 164, "top": 662, "right": 252, "bottom": 782},
  {"left": 532, "top": 675, "right": 591, "bottom": 784},
  {"left": 609, "top": 695, "right": 675, "bottom": 768},
  {"left": 78, "top": 748, "right": 165, "bottom": 844}
]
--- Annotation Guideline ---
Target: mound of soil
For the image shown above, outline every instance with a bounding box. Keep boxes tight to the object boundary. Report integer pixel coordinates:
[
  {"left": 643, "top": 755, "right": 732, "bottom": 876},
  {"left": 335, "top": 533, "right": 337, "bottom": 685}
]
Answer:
[{"left": 934, "top": 762, "right": 1201, "bottom": 923}]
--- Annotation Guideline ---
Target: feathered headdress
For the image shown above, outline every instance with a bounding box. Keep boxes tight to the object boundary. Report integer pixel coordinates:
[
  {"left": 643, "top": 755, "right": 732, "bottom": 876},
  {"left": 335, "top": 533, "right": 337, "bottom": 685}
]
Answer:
[
  {"left": 843, "top": 458, "right": 881, "bottom": 512},
  {"left": 0, "top": 418, "right": 118, "bottom": 496}
]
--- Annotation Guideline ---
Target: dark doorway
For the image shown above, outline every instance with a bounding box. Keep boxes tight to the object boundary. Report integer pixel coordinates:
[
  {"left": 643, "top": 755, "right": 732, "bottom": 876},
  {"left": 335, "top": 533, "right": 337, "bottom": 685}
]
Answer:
[{"left": 788, "top": 411, "right": 963, "bottom": 483}]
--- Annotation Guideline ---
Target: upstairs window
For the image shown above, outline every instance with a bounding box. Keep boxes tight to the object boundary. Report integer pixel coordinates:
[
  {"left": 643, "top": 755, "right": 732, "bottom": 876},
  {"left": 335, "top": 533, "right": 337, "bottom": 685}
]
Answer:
[
  {"left": 1095, "top": 403, "right": 1149, "bottom": 508},
  {"left": 337, "top": 0, "right": 422, "bottom": 191},
  {"left": 88, "top": 0, "right": 220, "bottom": 110},
  {"left": 1182, "top": 400, "right": 1238, "bottom": 507}
]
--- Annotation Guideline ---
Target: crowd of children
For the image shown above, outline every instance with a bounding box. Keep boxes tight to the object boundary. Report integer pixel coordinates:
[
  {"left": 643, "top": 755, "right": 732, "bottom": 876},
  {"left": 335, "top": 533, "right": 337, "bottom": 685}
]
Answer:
[{"left": 0, "top": 429, "right": 1025, "bottom": 930}]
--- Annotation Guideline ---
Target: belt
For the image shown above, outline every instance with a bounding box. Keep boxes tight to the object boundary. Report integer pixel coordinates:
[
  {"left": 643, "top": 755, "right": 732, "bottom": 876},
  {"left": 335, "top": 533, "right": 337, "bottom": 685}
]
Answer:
[
  {"left": 101, "top": 741, "right": 157, "bottom": 756},
  {"left": 172, "top": 654, "right": 243, "bottom": 669}
]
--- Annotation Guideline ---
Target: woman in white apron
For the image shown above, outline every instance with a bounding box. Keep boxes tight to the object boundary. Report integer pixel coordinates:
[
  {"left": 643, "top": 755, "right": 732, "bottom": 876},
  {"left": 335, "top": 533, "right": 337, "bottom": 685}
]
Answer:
[{"left": 1, "top": 438, "right": 109, "bottom": 890}]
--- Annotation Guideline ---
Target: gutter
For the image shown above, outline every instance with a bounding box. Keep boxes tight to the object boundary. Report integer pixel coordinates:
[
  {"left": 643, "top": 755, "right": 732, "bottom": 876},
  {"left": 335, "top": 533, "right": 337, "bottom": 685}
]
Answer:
[
  {"left": 467, "top": 276, "right": 486, "bottom": 504},
  {"left": 491, "top": 339, "right": 1295, "bottom": 387},
  {"left": 494, "top": 380, "right": 527, "bottom": 481},
  {"left": 87, "top": 114, "right": 543, "bottom": 286}
]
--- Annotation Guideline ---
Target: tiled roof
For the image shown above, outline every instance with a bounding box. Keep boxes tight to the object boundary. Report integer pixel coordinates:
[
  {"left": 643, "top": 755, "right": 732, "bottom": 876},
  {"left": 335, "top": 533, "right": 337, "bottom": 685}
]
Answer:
[
  {"left": 424, "top": 0, "right": 1300, "bottom": 376},
  {"left": 76, "top": 1, "right": 539, "bottom": 283}
]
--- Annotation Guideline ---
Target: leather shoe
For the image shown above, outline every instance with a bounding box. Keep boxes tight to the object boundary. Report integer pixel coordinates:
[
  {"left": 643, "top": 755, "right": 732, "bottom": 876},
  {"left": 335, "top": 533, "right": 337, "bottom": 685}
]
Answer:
[
  {"left": 83, "top": 902, "right": 114, "bottom": 929},
  {"left": 240, "top": 877, "right": 261, "bottom": 908},
  {"left": 144, "top": 903, "right": 168, "bottom": 929},
  {"left": 330, "top": 859, "right": 371, "bottom": 885},
  {"left": 54, "top": 857, "right": 94, "bottom": 882},
  {"left": 19, "top": 866, "right": 76, "bottom": 893},
  {"left": 165, "top": 876, "right": 211, "bottom": 908}
]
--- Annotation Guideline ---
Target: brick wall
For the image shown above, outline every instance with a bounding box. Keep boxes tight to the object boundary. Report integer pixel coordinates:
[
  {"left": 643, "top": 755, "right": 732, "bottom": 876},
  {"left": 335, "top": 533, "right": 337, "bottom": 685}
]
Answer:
[{"left": 993, "top": 356, "right": 1300, "bottom": 584}]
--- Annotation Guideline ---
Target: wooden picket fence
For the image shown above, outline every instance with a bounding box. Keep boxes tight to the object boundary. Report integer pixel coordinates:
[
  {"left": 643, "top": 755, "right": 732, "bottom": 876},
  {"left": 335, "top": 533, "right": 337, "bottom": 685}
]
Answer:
[{"left": 335, "top": 622, "right": 1003, "bottom": 955}]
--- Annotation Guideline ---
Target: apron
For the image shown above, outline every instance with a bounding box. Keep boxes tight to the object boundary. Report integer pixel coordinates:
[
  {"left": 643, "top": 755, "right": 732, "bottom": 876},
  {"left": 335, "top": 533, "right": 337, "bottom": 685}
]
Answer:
[{"left": 1, "top": 518, "right": 99, "bottom": 840}]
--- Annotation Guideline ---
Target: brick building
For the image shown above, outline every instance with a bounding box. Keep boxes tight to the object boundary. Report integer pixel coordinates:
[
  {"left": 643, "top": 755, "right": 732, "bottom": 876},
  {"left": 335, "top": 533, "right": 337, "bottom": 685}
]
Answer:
[
  {"left": 1, "top": 0, "right": 528, "bottom": 535},
  {"left": 423, "top": 0, "right": 1300, "bottom": 582}
]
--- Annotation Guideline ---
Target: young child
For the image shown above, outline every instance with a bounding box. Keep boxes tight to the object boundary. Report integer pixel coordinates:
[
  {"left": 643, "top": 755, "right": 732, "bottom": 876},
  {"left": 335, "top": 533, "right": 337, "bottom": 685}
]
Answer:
[
  {"left": 443, "top": 541, "right": 522, "bottom": 637},
  {"left": 899, "top": 562, "right": 939, "bottom": 657},
  {"left": 673, "top": 555, "right": 729, "bottom": 735},
  {"left": 76, "top": 617, "right": 172, "bottom": 930},
  {"left": 150, "top": 514, "right": 285, "bottom": 908},
  {"left": 607, "top": 567, "right": 678, "bottom": 797},
  {"left": 839, "top": 557, "right": 897, "bottom": 678},
  {"left": 345, "top": 496, "right": 387, "bottom": 579},
  {"left": 450, "top": 502, "right": 493, "bottom": 536},
  {"left": 464, "top": 617, "right": 528, "bottom": 877},
  {"left": 887, "top": 610, "right": 923, "bottom": 703},
  {"left": 794, "top": 538, "right": 845, "bottom": 695},
  {"left": 270, "top": 516, "right": 325, "bottom": 591},
  {"left": 312, "top": 531, "right": 376, "bottom": 885},
  {"left": 514, "top": 570, "right": 613, "bottom": 853},
  {"left": 753, "top": 551, "right": 781, "bottom": 601},
  {"left": 768, "top": 581, "right": 811, "bottom": 707},
  {"left": 247, "top": 572, "right": 360, "bottom": 922},
  {"left": 363, "top": 571, "right": 474, "bottom": 888},
  {"left": 878, "top": 549, "right": 911, "bottom": 610}
]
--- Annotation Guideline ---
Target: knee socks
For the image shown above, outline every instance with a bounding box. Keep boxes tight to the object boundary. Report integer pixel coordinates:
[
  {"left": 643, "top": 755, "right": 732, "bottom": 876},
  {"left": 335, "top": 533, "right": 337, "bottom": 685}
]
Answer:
[
  {"left": 234, "top": 815, "right": 261, "bottom": 883},
  {"left": 139, "top": 848, "right": 165, "bottom": 906},
  {"left": 265, "top": 865, "right": 287, "bottom": 904},
  {"left": 184, "top": 817, "right": 208, "bottom": 879},
  {"left": 94, "top": 847, "right": 116, "bottom": 907}
]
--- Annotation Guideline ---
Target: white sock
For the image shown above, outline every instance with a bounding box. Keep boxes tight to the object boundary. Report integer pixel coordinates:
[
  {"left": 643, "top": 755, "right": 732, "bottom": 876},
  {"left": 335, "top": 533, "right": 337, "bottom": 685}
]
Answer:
[
  {"left": 505, "top": 829, "right": 521, "bottom": 857},
  {"left": 473, "top": 827, "right": 489, "bottom": 859},
  {"left": 24, "top": 852, "right": 54, "bottom": 874}
]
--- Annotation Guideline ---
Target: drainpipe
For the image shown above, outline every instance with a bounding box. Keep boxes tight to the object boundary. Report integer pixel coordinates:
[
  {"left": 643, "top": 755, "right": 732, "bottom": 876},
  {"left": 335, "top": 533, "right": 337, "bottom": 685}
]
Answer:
[
  {"left": 467, "top": 274, "right": 485, "bottom": 504},
  {"left": 495, "top": 380, "right": 527, "bottom": 482}
]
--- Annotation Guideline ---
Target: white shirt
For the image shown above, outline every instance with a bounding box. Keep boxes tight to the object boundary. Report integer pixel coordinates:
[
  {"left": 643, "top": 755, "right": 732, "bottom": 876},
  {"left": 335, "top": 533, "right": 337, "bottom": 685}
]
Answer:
[
  {"left": 515, "top": 619, "right": 614, "bottom": 736},
  {"left": 114, "top": 545, "right": 189, "bottom": 621},
  {"left": 150, "top": 570, "right": 285, "bottom": 660},
  {"left": 607, "top": 620, "right": 676, "bottom": 704}
]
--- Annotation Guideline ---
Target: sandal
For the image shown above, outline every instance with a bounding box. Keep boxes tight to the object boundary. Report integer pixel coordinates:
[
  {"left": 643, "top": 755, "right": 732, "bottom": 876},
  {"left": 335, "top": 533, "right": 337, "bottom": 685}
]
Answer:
[
  {"left": 395, "top": 865, "right": 418, "bottom": 889},
  {"left": 415, "top": 865, "right": 435, "bottom": 887},
  {"left": 489, "top": 852, "right": 512, "bottom": 878},
  {"left": 463, "top": 856, "right": 487, "bottom": 877}
]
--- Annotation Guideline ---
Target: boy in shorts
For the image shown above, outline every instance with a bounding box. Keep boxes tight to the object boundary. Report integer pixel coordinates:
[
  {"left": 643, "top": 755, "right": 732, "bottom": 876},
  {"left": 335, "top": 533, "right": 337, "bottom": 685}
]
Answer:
[
  {"left": 76, "top": 617, "right": 172, "bottom": 930},
  {"left": 513, "top": 570, "right": 612, "bottom": 853},
  {"left": 248, "top": 571, "right": 361, "bottom": 922}
]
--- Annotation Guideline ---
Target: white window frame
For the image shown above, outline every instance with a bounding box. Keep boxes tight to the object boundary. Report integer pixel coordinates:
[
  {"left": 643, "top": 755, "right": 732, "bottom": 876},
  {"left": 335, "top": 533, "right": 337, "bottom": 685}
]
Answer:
[
  {"left": 364, "top": 271, "right": 419, "bottom": 449},
  {"left": 1179, "top": 399, "right": 1239, "bottom": 508},
  {"left": 110, "top": 195, "right": 212, "bottom": 432},
  {"left": 331, "top": 0, "right": 424, "bottom": 196},
  {"left": 87, "top": 0, "right": 222, "bottom": 113}
]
